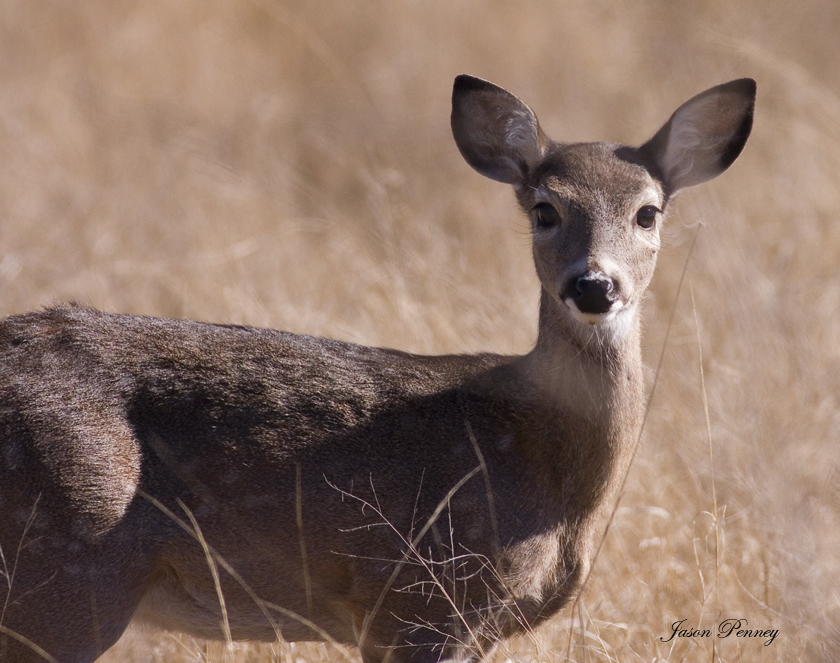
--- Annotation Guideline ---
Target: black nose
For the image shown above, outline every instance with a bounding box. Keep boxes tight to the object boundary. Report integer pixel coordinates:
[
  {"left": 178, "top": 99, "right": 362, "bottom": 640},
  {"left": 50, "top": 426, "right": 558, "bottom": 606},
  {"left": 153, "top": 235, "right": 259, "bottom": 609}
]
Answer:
[{"left": 570, "top": 272, "right": 617, "bottom": 314}]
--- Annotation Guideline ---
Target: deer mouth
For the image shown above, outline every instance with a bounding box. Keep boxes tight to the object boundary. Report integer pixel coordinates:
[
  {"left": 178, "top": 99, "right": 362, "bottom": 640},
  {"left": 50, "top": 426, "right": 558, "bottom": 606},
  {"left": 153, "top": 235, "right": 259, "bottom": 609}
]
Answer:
[{"left": 563, "top": 298, "right": 625, "bottom": 325}]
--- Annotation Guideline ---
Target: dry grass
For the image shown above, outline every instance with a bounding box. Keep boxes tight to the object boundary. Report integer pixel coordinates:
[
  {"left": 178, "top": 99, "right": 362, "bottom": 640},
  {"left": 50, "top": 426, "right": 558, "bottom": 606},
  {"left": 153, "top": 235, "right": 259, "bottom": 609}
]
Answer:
[{"left": 1, "top": 0, "right": 838, "bottom": 661}]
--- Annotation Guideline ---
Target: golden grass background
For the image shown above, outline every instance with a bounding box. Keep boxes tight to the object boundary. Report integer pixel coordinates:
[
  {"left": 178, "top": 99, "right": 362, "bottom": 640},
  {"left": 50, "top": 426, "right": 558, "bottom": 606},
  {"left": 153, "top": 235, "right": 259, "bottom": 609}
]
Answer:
[{"left": 1, "top": 0, "right": 839, "bottom": 661}]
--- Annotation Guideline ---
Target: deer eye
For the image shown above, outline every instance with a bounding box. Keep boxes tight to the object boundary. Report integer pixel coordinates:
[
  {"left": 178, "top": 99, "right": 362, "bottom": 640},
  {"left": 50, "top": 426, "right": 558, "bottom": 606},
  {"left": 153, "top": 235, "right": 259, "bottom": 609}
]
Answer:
[
  {"left": 532, "top": 203, "right": 560, "bottom": 230},
  {"left": 636, "top": 205, "right": 659, "bottom": 229}
]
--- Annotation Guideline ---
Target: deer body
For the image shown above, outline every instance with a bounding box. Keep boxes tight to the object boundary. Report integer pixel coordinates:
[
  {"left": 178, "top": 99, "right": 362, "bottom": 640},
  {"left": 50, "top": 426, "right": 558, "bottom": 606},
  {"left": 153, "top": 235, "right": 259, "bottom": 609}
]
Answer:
[{"left": 0, "top": 76, "right": 754, "bottom": 663}]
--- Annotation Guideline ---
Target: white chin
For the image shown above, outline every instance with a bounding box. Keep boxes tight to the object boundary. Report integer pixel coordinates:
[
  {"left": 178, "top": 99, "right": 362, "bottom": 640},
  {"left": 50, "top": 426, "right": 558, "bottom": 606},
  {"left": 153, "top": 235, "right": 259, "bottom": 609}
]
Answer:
[{"left": 563, "top": 299, "right": 625, "bottom": 326}]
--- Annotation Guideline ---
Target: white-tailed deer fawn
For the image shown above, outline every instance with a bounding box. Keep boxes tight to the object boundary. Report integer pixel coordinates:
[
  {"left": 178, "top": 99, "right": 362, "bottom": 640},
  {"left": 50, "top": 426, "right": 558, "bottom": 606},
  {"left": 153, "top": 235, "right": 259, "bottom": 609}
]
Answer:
[{"left": 0, "top": 75, "right": 754, "bottom": 663}]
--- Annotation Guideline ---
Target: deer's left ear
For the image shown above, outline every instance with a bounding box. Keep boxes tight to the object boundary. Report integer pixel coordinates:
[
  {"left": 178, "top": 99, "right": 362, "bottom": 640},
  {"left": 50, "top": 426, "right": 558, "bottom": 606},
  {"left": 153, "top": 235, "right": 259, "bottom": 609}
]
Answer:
[{"left": 641, "top": 79, "right": 756, "bottom": 195}]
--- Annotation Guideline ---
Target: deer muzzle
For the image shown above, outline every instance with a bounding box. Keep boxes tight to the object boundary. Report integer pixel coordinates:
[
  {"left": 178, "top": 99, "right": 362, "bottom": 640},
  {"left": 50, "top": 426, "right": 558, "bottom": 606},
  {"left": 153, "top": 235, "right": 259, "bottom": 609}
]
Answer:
[{"left": 566, "top": 271, "right": 619, "bottom": 316}]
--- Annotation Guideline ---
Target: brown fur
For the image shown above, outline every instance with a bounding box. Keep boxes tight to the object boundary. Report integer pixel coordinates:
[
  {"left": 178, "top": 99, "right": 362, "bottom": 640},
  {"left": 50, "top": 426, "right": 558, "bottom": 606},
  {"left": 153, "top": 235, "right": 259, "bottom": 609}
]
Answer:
[{"left": 0, "top": 75, "right": 754, "bottom": 663}]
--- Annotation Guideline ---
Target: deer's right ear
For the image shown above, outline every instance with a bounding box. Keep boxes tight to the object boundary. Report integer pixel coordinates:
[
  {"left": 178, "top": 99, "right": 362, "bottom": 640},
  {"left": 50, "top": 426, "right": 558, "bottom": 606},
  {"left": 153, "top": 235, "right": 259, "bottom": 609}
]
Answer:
[{"left": 451, "top": 75, "right": 546, "bottom": 185}]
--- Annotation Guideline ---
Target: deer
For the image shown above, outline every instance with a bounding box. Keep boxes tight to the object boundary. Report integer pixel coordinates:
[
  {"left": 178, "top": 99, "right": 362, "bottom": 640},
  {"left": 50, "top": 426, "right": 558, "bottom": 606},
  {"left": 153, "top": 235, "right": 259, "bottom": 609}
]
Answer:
[{"left": 0, "top": 74, "right": 754, "bottom": 663}]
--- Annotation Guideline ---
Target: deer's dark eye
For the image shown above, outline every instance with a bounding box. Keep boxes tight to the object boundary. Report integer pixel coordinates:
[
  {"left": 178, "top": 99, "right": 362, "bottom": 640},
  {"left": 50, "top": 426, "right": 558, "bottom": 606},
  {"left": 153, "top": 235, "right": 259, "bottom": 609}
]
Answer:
[
  {"left": 533, "top": 203, "right": 560, "bottom": 230},
  {"left": 636, "top": 205, "right": 659, "bottom": 229}
]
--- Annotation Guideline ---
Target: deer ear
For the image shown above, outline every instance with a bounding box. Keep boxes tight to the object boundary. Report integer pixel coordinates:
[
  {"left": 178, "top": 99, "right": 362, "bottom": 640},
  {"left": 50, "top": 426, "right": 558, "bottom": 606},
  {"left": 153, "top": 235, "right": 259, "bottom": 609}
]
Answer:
[
  {"left": 642, "top": 79, "right": 756, "bottom": 194},
  {"left": 451, "top": 75, "right": 546, "bottom": 185}
]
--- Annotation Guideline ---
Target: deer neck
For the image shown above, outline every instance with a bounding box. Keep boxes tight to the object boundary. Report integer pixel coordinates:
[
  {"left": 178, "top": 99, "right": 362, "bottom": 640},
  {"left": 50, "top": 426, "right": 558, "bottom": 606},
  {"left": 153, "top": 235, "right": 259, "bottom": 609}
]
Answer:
[
  {"left": 529, "top": 288, "right": 643, "bottom": 390},
  {"left": 517, "top": 289, "right": 645, "bottom": 505}
]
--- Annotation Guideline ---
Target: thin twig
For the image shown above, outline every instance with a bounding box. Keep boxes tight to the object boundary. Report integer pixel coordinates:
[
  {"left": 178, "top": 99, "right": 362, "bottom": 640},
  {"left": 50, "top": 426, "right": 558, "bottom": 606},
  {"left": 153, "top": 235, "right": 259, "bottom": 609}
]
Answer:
[
  {"left": 178, "top": 499, "right": 234, "bottom": 653},
  {"left": 691, "top": 282, "right": 722, "bottom": 662}
]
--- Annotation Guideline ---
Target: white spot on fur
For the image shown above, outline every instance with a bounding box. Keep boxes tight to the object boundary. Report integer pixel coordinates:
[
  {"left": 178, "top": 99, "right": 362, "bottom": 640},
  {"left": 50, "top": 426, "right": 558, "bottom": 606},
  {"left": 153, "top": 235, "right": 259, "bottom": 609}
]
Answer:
[{"left": 563, "top": 299, "right": 637, "bottom": 342}]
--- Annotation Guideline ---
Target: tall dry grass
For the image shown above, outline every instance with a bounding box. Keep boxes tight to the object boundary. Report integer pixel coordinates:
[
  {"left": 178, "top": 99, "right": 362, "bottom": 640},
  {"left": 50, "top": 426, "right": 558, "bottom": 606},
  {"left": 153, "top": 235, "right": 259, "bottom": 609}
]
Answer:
[{"left": 1, "top": 0, "right": 838, "bottom": 661}]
